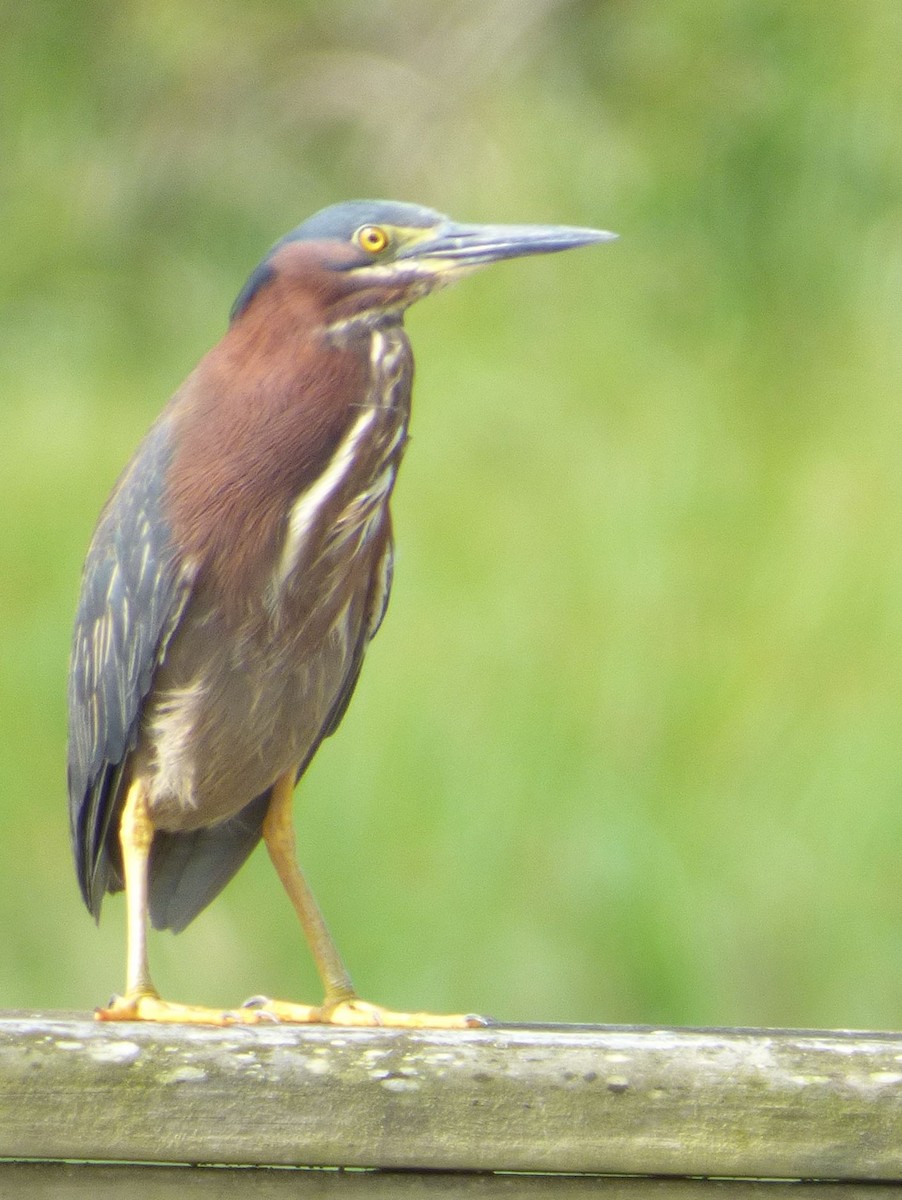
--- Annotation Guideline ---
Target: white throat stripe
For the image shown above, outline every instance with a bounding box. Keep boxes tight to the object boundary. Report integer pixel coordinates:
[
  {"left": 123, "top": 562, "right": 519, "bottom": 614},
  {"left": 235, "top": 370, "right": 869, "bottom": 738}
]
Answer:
[{"left": 275, "top": 407, "right": 377, "bottom": 587}]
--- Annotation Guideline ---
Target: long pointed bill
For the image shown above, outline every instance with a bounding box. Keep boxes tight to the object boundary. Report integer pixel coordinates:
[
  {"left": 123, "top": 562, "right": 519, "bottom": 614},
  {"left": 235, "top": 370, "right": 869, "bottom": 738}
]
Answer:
[{"left": 398, "top": 220, "right": 617, "bottom": 269}]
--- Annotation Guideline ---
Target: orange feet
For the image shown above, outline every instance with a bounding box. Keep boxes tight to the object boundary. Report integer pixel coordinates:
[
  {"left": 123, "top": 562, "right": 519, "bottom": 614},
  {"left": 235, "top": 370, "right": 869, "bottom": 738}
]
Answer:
[
  {"left": 95, "top": 989, "right": 486, "bottom": 1028},
  {"left": 242, "top": 994, "right": 487, "bottom": 1028},
  {"left": 95, "top": 991, "right": 262, "bottom": 1025}
]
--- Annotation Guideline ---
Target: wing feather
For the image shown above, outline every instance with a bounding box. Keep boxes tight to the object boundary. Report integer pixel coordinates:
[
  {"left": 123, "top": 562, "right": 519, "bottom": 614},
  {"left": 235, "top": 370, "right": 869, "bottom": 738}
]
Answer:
[{"left": 67, "top": 416, "right": 195, "bottom": 918}]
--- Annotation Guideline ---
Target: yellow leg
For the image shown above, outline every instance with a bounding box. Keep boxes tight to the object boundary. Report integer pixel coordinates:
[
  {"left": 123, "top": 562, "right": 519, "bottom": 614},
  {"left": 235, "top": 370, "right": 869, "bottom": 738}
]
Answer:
[
  {"left": 249, "top": 770, "right": 485, "bottom": 1029},
  {"left": 96, "top": 781, "right": 262, "bottom": 1025},
  {"left": 97, "top": 772, "right": 485, "bottom": 1028},
  {"left": 262, "top": 770, "right": 355, "bottom": 1005},
  {"left": 121, "top": 778, "right": 155, "bottom": 998}
]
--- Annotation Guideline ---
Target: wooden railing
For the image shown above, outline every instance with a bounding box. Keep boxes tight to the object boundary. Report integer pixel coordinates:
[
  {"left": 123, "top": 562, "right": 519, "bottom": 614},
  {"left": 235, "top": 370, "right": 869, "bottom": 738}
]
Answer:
[{"left": 1, "top": 1013, "right": 900, "bottom": 1180}]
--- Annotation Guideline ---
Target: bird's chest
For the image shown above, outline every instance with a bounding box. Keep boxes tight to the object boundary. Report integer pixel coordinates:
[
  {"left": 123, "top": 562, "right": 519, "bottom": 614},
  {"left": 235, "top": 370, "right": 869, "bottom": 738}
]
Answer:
[
  {"left": 271, "top": 324, "right": 411, "bottom": 611},
  {"left": 137, "top": 326, "right": 413, "bottom": 827}
]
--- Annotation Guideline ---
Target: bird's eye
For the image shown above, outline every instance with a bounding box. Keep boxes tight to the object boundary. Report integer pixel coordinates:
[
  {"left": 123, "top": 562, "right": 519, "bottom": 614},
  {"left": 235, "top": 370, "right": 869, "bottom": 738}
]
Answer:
[{"left": 355, "top": 225, "right": 390, "bottom": 254}]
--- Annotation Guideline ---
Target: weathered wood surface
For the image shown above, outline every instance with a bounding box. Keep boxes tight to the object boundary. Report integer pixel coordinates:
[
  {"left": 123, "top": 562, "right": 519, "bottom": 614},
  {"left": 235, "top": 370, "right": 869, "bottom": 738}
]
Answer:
[
  {"left": 1, "top": 1013, "right": 901, "bottom": 1179},
  {"left": 3, "top": 1163, "right": 902, "bottom": 1200}
]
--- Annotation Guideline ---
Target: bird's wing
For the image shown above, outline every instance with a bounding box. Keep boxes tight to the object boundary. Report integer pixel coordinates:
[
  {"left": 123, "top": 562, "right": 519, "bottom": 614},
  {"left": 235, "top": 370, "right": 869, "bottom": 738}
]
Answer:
[{"left": 67, "top": 416, "right": 196, "bottom": 919}]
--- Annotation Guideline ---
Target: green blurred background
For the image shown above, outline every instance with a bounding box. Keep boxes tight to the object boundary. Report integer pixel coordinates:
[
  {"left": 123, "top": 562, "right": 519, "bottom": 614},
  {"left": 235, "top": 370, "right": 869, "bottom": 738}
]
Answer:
[{"left": 2, "top": 0, "right": 902, "bottom": 1030}]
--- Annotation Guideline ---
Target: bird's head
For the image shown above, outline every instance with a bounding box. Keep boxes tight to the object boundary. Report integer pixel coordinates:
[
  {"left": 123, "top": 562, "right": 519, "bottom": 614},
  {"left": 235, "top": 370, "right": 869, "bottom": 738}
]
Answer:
[{"left": 231, "top": 200, "right": 616, "bottom": 326}]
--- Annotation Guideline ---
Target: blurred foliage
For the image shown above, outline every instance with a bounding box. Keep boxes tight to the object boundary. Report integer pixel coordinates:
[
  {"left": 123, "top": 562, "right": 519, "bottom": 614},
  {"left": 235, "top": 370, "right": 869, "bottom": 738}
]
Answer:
[{"left": 2, "top": 0, "right": 902, "bottom": 1029}]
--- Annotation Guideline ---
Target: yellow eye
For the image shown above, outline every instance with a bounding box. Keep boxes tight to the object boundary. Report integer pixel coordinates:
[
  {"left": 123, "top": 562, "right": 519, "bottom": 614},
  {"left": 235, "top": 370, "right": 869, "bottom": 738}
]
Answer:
[{"left": 355, "top": 225, "right": 390, "bottom": 254}]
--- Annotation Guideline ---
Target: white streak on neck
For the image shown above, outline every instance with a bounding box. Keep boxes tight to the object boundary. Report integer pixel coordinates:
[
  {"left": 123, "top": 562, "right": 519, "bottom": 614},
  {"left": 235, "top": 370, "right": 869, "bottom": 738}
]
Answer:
[{"left": 274, "top": 407, "right": 377, "bottom": 590}]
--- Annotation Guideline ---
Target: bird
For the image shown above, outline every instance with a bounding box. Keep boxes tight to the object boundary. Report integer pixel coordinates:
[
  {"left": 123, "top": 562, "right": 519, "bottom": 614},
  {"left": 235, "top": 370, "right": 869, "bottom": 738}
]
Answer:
[{"left": 67, "top": 199, "right": 615, "bottom": 1026}]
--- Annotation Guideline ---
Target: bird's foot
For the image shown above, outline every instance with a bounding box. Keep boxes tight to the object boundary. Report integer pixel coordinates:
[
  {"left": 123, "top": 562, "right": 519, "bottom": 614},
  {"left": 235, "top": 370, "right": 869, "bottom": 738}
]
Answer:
[
  {"left": 241, "top": 993, "right": 488, "bottom": 1029},
  {"left": 95, "top": 989, "right": 487, "bottom": 1028},
  {"left": 95, "top": 990, "right": 261, "bottom": 1025}
]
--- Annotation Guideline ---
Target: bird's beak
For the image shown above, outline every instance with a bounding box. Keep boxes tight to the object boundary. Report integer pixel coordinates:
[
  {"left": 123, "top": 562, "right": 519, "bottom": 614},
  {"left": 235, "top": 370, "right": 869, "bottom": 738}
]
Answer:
[{"left": 396, "top": 220, "right": 617, "bottom": 271}]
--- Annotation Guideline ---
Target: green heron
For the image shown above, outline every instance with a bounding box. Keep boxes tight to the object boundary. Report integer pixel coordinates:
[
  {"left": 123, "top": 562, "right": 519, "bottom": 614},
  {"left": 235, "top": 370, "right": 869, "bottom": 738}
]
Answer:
[{"left": 68, "top": 200, "right": 614, "bottom": 1026}]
